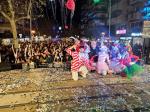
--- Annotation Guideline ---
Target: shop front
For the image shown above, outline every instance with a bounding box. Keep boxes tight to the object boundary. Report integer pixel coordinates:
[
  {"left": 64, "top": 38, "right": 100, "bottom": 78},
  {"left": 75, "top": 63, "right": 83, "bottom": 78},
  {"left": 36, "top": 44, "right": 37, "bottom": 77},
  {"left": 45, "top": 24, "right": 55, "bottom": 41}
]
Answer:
[
  {"left": 142, "top": 21, "right": 150, "bottom": 64},
  {"left": 119, "top": 37, "right": 132, "bottom": 44}
]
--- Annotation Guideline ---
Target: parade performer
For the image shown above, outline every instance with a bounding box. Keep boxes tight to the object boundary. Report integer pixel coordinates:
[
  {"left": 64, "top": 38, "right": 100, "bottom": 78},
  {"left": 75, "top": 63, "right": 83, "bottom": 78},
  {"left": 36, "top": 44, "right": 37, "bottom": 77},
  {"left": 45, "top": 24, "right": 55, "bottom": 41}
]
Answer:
[
  {"left": 78, "top": 42, "right": 90, "bottom": 61},
  {"left": 120, "top": 49, "right": 144, "bottom": 79},
  {"left": 109, "top": 53, "right": 124, "bottom": 74},
  {"left": 89, "top": 40, "right": 99, "bottom": 68},
  {"left": 96, "top": 45, "right": 110, "bottom": 75},
  {"left": 110, "top": 41, "right": 119, "bottom": 59},
  {"left": 78, "top": 41, "right": 95, "bottom": 70},
  {"left": 66, "top": 39, "right": 88, "bottom": 81},
  {"left": 109, "top": 42, "right": 125, "bottom": 74}
]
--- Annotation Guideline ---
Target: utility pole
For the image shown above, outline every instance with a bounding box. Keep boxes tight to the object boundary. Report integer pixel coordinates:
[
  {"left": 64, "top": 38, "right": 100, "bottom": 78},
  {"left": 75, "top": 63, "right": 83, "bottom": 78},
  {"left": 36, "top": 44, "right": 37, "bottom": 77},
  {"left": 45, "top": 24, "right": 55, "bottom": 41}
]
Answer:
[
  {"left": 108, "top": 0, "right": 111, "bottom": 38},
  {"left": 30, "top": 0, "right": 32, "bottom": 40},
  {"left": 29, "top": 0, "right": 33, "bottom": 57}
]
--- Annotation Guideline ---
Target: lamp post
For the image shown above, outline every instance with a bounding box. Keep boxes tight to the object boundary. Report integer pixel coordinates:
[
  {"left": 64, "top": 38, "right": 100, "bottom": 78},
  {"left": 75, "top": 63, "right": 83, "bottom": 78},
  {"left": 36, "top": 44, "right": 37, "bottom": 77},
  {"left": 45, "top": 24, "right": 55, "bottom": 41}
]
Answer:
[
  {"left": 30, "top": 0, "right": 32, "bottom": 40},
  {"left": 108, "top": 0, "right": 111, "bottom": 38},
  {"left": 29, "top": 0, "right": 33, "bottom": 56}
]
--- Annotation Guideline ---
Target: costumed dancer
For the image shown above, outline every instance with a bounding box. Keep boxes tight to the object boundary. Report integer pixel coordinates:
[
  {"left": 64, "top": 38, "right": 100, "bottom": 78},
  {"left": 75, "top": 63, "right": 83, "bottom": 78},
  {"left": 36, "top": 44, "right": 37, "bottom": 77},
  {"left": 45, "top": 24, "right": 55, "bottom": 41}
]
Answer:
[
  {"left": 78, "top": 40, "right": 95, "bottom": 71},
  {"left": 120, "top": 49, "right": 144, "bottom": 79},
  {"left": 109, "top": 46, "right": 124, "bottom": 74},
  {"left": 89, "top": 40, "right": 99, "bottom": 69},
  {"left": 78, "top": 40, "right": 90, "bottom": 62},
  {"left": 109, "top": 42, "right": 126, "bottom": 74},
  {"left": 96, "top": 45, "right": 110, "bottom": 75},
  {"left": 66, "top": 38, "right": 88, "bottom": 81}
]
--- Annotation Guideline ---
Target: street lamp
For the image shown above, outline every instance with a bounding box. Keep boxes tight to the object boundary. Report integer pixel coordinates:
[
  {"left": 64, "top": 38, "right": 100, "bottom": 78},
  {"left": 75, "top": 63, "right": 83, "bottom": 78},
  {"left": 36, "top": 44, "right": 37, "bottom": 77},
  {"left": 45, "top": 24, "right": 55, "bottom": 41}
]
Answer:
[
  {"left": 31, "top": 30, "right": 36, "bottom": 34},
  {"left": 59, "top": 26, "right": 62, "bottom": 30},
  {"left": 108, "top": 0, "right": 111, "bottom": 38}
]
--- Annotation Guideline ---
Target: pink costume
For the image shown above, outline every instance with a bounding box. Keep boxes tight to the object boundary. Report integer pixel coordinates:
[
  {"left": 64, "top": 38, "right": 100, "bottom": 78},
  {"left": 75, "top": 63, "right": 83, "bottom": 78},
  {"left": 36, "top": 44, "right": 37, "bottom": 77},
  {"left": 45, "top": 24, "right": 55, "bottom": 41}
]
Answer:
[{"left": 96, "top": 51, "right": 110, "bottom": 75}]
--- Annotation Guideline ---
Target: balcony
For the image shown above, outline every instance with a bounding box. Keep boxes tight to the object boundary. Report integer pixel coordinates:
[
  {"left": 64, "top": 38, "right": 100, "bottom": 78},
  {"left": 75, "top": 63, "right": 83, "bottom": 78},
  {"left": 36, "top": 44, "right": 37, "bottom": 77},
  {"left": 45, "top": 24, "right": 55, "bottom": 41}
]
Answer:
[
  {"left": 129, "top": 0, "right": 143, "bottom": 5},
  {"left": 127, "top": 6, "right": 135, "bottom": 12},
  {"left": 128, "top": 12, "right": 142, "bottom": 21},
  {"left": 110, "top": 15, "right": 127, "bottom": 25},
  {"left": 111, "top": 0, "right": 128, "bottom": 12}
]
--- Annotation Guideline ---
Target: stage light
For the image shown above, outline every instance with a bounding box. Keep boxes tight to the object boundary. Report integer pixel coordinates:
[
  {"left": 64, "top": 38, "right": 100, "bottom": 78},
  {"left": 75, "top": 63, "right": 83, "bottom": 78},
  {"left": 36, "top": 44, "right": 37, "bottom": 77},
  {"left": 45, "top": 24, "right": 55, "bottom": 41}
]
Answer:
[
  {"left": 65, "top": 25, "right": 68, "bottom": 29},
  {"left": 59, "top": 26, "right": 62, "bottom": 30},
  {"left": 93, "top": 0, "right": 103, "bottom": 4},
  {"left": 101, "top": 32, "right": 105, "bottom": 36}
]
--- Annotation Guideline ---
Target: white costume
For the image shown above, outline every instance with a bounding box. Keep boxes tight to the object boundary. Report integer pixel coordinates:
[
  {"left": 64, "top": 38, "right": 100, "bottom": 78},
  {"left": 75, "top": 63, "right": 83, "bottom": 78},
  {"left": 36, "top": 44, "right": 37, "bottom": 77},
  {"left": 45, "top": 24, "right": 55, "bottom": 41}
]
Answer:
[{"left": 96, "top": 46, "right": 110, "bottom": 75}]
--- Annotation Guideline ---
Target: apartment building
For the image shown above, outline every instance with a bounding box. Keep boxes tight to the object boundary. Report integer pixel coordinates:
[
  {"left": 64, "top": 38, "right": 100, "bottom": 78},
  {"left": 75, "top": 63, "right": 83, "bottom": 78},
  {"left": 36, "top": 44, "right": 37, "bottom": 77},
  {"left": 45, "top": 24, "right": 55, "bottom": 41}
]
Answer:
[
  {"left": 127, "top": 0, "right": 145, "bottom": 36},
  {"left": 80, "top": 0, "right": 108, "bottom": 37},
  {"left": 109, "top": 0, "right": 145, "bottom": 37},
  {"left": 109, "top": 0, "right": 128, "bottom": 36}
]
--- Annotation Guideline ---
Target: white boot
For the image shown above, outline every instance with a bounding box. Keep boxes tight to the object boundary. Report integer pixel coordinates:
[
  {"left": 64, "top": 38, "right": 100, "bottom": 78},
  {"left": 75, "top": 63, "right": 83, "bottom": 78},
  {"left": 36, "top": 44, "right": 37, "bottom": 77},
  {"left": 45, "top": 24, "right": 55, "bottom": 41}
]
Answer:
[
  {"left": 102, "top": 71, "right": 107, "bottom": 76},
  {"left": 79, "top": 66, "right": 88, "bottom": 78},
  {"left": 72, "top": 71, "right": 78, "bottom": 81}
]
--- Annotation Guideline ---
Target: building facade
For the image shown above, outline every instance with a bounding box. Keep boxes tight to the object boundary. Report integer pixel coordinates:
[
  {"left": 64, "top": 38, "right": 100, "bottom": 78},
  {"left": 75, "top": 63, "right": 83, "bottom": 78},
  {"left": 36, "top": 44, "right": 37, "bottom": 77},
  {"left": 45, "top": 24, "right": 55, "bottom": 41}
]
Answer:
[
  {"left": 109, "top": 0, "right": 146, "bottom": 38},
  {"left": 80, "top": 0, "right": 108, "bottom": 38},
  {"left": 128, "top": 0, "right": 146, "bottom": 37},
  {"left": 109, "top": 0, "right": 128, "bottom": 36}
]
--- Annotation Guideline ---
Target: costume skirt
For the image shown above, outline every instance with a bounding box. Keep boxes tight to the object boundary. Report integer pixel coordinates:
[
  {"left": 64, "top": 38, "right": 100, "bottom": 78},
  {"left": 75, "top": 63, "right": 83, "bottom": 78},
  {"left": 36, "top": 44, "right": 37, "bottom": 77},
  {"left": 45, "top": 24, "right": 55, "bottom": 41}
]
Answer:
[
  {"left": 123, "top": 63, "right": 144, "bottom": 79},
  {"left": 96, "top": 61, "right": 109, "bottom": 73}
]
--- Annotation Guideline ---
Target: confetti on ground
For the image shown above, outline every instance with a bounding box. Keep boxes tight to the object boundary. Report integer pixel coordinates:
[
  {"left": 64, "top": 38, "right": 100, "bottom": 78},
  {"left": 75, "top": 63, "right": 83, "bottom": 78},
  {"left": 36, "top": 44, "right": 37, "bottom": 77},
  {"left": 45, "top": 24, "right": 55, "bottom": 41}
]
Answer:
[{"left": 0, "top": 66, "right": 150, "bottom": 111}]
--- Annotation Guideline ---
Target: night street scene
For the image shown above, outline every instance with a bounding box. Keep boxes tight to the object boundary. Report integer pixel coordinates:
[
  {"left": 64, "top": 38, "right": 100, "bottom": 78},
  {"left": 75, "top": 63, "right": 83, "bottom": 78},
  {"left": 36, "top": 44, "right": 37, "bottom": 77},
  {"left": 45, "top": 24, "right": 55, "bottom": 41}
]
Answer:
[{"left": 0, "top": 0, "right": 150, "bottom": 112}]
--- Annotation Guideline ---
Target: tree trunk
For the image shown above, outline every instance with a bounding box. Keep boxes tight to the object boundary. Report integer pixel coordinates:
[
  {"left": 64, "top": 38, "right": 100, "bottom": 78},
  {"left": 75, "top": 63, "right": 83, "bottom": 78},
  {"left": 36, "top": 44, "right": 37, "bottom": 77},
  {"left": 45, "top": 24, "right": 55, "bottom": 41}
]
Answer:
[
  {"left": 0, "top": 53, "right": 1, "bottom": 63},
  {"left": 10, "top": 20, "right": 19, "bottom": 49}
]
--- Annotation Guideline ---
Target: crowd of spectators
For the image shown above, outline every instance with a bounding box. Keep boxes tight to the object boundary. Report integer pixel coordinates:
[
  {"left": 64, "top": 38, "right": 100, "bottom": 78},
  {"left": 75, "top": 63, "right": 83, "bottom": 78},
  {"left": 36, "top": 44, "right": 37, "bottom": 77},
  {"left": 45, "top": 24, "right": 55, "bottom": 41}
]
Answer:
[
  {"left": 0, "top": 37, "right": 144, "bottom": 70},
  {"left": 0, "top": 38, "right": 74, "bottom": 69}
]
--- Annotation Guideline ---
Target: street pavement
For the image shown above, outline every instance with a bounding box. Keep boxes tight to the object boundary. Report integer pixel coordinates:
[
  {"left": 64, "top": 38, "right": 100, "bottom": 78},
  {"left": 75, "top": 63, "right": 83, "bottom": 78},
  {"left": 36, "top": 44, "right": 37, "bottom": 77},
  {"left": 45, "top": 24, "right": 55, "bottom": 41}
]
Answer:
[{"left": 0, "top": 65, "right": 150, "bottom": 112}]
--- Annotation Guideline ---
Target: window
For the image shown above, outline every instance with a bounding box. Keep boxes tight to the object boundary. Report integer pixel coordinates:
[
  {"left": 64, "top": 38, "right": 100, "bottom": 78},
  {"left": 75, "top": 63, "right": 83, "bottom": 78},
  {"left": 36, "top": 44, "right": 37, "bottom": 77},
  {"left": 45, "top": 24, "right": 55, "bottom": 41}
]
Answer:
[{"left": 111, "top": 0, "right": 121, "bottom": 6}]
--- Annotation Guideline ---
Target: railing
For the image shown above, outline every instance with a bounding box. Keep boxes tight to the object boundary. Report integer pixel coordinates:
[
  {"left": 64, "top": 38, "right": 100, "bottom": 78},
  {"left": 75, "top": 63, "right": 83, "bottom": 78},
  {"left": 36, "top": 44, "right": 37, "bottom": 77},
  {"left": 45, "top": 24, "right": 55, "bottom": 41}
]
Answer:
[{"left": 129, "top": 0, "right": 143, "bottom": 5}]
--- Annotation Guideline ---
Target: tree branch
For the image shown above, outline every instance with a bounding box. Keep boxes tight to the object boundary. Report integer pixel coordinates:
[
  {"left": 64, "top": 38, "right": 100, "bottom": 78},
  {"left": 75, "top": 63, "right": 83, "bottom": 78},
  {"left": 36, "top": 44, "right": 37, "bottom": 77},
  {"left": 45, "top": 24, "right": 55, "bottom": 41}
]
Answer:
[
  {"left": 7, "top": 0, "right": 15, "bottom": 18},
  {"left": 0, "top": 11, "right": 11, "bottom": 21},
  {"left": 15, "top": 16, "right": 30, "bottom": 22},
  {"left": 27, "top": 0, "right": 32, "bottom": 17},
  {"left": 38, "top": 0, "right": 46, "bottom": 6}
]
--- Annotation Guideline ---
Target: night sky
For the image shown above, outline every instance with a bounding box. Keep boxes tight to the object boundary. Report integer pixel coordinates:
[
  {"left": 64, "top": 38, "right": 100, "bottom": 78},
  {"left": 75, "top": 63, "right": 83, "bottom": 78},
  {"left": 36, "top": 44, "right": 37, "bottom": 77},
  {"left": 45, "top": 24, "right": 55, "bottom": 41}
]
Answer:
[
  {"left": 46, "top": 0, "right": 87, "bottom": 27},
  {"left": 36, "top": 0, "right": 87, "bottom": 36},
  {"left": 29, "top": 0, "right": 108, "bottom": 37},
  {"left": 73, "top": 0, "right": 87, "bottom": 26}
]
